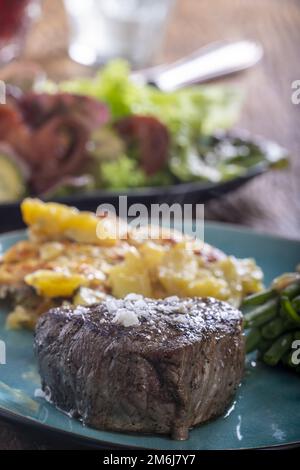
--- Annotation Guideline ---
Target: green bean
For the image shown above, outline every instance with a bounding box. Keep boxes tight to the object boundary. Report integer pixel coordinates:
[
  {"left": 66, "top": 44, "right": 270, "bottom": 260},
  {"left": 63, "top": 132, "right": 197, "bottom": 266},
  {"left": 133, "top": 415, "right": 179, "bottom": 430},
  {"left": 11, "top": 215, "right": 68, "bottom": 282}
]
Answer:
[
  {"left": 263, "top": 333, "right": 294, "bottom": 366},
  {"left": 257, "top": 338, "right": 273, "bottom": 354},
  {"left": 261, "top": 317, "right": 285, "bottom": 340},
  {"left": 279, "top": 307, "right": 300, "bottom": 327},
  {"left": 294, "top": 331, "right": 300, "bottom": 340},
  {"left": 243, "top": 298, "right": 278, "bottom": 328},
  {"left": 281, "top": 281, "right": 300, "bottom": 299},
  {"left": 292, "top": 295, "right": 300, "bottom": 312},
  {"left": 280, "top": 296, "right": 300, "bottom": 325},
  {"left": 281, "top": 320, "right": 300, "bottom": 335},
  {"left": 243, "top": 272, "right": 300, "bottom": 373},
  {"left": 245, "top": 328, "right": 261, "bottom": 353},
  {"left": 241, "top": 288, "right": 276, "bottom": 308}
]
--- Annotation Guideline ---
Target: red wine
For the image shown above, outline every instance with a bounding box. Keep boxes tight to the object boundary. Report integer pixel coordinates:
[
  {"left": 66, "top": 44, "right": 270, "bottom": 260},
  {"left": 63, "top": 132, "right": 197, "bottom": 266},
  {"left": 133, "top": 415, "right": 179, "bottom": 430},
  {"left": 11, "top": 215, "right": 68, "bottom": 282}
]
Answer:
[{"left": 0, "top": 0, "right": 30, "bottom": 41}]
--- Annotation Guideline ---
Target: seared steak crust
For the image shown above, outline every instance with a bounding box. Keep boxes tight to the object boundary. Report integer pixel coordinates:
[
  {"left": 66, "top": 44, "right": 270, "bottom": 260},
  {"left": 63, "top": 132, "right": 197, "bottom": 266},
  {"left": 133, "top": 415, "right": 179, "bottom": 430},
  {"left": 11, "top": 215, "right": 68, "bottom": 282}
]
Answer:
[{"left": 34, "top": 296, "right": 244, "bottom": 440}]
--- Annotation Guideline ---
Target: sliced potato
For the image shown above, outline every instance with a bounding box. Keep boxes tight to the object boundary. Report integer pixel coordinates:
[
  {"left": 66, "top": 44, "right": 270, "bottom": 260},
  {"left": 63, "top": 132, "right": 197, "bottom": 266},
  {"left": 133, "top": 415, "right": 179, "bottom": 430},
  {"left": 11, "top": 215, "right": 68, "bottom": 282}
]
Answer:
[
  {"left": 109, "top": 247, "right": 153, "bottom": 298},
  {"left": 25, "top": 269, "right": 88, "bottom": 298},
  {"left": 139, "top": 241, "right": 167, "bottom": 271},
  {"left": 158, "top": 242, "right": 199, "bottom": 296},
  {"left": 21, "top": 198, "right": 120, "bottom": 246},
  {"left": 182, "top": 277, "right": 230, "bottom": 299}
]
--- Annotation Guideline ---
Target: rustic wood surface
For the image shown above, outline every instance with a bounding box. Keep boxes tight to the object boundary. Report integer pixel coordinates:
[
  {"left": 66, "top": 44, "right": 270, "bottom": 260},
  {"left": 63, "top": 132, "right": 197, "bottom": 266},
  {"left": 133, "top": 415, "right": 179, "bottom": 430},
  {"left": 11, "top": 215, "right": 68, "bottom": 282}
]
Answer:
[{"left": 0, "top": 0, "right": 300, "bottom": 450}]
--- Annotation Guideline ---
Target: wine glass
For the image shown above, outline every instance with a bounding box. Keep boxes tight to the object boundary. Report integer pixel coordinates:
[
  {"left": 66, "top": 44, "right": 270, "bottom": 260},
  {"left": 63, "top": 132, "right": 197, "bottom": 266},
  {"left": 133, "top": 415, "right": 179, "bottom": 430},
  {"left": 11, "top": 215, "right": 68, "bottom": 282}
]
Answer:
[{"left": 0, "top": 0, "right": 40, "bottom": 66}]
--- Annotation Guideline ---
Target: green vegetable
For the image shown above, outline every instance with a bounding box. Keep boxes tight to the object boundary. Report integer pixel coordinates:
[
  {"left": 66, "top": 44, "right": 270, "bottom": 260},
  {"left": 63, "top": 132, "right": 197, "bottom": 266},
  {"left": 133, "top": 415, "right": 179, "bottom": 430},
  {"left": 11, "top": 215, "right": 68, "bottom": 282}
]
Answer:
[
  {"left": 100, "top": 155, "right": 173, "bottom": 189},
  {"left": 261, "top": 317, "right": 285, "bottom": 339},
  {"left": 170, "top": 131, "right": 288, "bottom": 183},
  {"left": 43, "top": 175, "right": 95, "bottom": 198},
  {"left": 243, "top": 269, "right": 300, "bottom": 374},
  {"left": 241, "top": 288, "right": 275, "bottom": 308},
  {"left": 89, "top": 127, "right": 126, "bottom": 161},
  {"left": 100, "top": 156, "right": 147, "bottom": 189},
  {"left": 281, "top": 281, "right": 300, "bottom": 299},
  {"left": 280, "top": 296, "right": 300, "bottom": 325},
  {"left": 263, "top": 333, "right": 294, "bottom": 366},
  {"left": 0, "top": 153, "right": 26, "bottom": 202},
  {"left": 257, "top": 338, "right": 273, "bottom": 354},
  {"left": 245, "top": 328, "right": 261, "bottom": 353},
  {"left": 170, "top": 150, "right": 222, "bottom": 183},
  {"left": 56, "top": 60, "right": 246, "bottom": 187},
  {"left": 292, "top": 295, "right": 300, "bottom": 312},
  {"left": 58, "top": 60, "right": 242, "bottom": 134},
  {"left": 41, "top": 60, "right": 288, "bottom": 190},
  {"left": 294, "top": 331, "right": 300, "bottom": 340},
  {"left": 243, "top": 298, "right": 278, "bottom": 328}
]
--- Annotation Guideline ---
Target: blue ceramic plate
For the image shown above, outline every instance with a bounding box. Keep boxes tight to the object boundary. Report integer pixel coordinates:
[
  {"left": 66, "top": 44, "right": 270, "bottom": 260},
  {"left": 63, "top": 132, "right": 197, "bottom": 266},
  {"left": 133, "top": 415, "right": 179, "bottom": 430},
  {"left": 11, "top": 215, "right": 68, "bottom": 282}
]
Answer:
[{"left": 0, "top": 225, "right": 300, "bottom": 450}]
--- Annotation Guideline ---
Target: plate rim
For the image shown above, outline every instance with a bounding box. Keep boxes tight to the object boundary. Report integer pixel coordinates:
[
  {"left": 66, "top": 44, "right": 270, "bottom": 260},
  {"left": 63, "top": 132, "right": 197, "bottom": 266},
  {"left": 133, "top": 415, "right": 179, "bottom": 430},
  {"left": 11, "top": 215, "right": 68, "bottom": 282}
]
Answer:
[
  {"left": 205, "top": 220, "right": 300, "bottom": 243},
  {"left": 0, "top": 164, "right": 267, "bottom": 210},
  {"left": 0, "top": 404, "right": 299, "bottom": 450}
]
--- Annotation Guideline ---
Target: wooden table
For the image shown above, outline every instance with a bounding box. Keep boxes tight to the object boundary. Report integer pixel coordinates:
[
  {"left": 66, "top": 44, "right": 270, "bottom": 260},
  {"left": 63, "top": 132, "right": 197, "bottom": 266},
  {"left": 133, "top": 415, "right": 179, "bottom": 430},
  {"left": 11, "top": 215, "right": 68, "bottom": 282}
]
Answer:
[{"left": 1, "top": 0, "right": 300, "bottom": 450}]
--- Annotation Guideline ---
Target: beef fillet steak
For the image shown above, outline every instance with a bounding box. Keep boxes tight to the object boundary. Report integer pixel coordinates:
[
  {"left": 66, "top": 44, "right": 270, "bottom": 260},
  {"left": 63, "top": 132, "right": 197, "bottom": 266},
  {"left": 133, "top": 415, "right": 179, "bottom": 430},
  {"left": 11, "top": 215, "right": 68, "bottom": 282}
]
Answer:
[{"left": 34, "top": 295, "right": 245, "bottom": 440}]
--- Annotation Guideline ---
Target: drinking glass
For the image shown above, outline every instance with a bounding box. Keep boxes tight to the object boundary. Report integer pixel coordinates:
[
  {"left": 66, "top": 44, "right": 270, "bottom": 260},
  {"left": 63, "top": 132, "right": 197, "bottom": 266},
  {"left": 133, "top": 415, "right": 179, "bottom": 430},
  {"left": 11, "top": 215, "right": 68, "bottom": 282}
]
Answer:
[
  {"left": 63, "top": 0, "right": 175, "bottom": 68},
  {"left": 0, "top": 0, "right": 40, "bottom": 65}
]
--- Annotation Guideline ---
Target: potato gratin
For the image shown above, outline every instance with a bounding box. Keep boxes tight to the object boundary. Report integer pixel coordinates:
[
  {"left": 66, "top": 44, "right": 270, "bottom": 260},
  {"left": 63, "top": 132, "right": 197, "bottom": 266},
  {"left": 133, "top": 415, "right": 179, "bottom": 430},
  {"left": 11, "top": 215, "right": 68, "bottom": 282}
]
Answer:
[{"left": 0, "top": 199, "right": 263, "bottom": 329}]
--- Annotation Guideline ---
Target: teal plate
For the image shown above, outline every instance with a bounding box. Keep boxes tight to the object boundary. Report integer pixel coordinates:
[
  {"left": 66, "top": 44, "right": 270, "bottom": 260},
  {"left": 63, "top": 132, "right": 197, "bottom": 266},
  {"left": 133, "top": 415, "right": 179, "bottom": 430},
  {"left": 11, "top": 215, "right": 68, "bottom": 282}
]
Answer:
[{"left": 0, "top": 224, "right": 300, "bottom": 450}]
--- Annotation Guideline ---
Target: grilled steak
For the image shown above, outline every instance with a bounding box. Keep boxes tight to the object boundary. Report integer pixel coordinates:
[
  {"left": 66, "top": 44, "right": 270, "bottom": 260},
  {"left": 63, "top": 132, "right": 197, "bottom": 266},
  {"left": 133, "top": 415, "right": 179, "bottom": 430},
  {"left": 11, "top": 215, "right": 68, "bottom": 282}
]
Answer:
[{"left": 34, "top": 295, "right": 245, "bottom": 440}]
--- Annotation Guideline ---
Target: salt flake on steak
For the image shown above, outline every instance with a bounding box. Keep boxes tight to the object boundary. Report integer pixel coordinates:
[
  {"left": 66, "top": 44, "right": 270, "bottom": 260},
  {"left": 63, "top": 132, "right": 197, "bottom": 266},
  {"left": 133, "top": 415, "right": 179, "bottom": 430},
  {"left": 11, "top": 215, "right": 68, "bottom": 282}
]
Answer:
[{"left": 112, "top": 307, "right": 140, "bottom": 327}]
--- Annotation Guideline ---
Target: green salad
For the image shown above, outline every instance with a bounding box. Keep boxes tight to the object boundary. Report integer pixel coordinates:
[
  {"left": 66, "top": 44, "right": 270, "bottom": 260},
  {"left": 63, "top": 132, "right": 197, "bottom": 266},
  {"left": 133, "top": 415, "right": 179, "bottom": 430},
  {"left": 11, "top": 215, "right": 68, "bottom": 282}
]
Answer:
[
  {"left": 0, "top": 60, "right": 289, "bottom": 202},
  {"left": 58, "top": 60, "right": 242, "bottom": 133},
  {"left": 52, "top": 60, "right": 287, "bottom": 190}
]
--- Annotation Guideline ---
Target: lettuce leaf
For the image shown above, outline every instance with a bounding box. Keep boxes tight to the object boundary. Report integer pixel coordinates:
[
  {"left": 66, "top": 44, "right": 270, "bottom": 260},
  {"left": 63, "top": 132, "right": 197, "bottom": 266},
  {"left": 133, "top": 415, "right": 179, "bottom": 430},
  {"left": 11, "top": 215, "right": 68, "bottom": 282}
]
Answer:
[
  {"left": 100, "top": 154, "right": 173, "bottom": 189},
  {"left": 58, "top": 60, "right": 243, "bottom": 138}
]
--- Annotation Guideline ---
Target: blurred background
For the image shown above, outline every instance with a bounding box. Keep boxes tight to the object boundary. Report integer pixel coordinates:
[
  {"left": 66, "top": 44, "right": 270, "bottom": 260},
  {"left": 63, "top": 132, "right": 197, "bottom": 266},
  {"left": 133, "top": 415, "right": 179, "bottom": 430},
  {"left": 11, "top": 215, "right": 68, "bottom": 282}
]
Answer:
[{"left": 0, "top": 0, "right": 299, "bottom": 238}]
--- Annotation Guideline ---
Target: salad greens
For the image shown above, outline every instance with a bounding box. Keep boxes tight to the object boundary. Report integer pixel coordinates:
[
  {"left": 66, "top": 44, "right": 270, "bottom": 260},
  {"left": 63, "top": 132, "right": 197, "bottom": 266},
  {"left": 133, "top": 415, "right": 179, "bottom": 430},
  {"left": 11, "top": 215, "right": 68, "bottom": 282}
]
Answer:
[
  {"left": 100, "top": 156, "right": 173, "bottom": 190},
  {"left": 40, "top": 60, "right": 288, "bottom": 191},
  {"left": 0, "top": 60, "right": 289, "bottom": 203},
  {"left": 170, "top": 131, "right": 289, "bottom": 184},
  {"left": 57, "top": 60, "right": 242, "bottom": 134}
]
